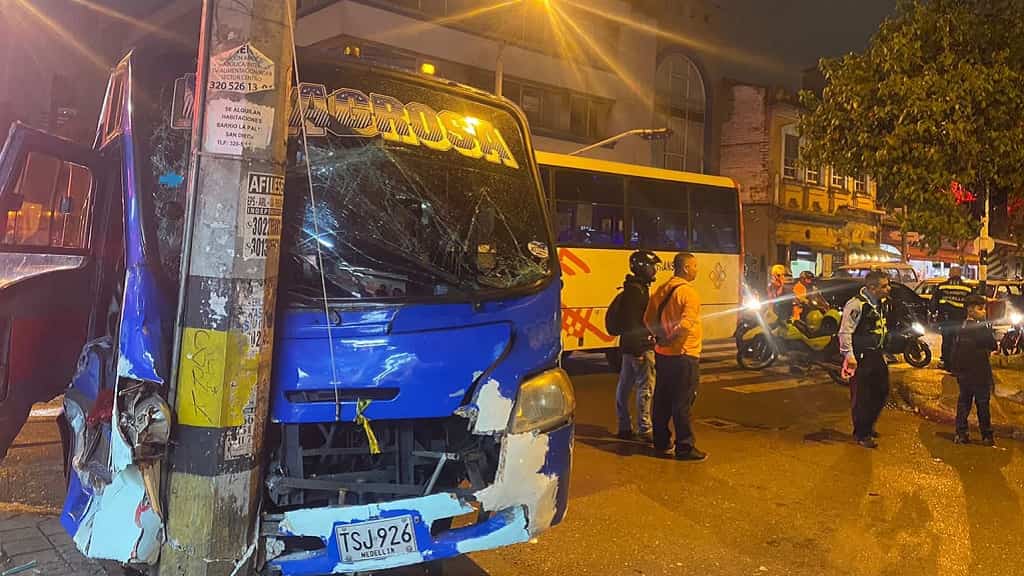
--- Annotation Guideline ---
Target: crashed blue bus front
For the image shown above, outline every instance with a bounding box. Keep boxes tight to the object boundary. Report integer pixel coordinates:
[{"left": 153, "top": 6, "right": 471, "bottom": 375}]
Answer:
[
  {"left": 7, "top": 46, "right": 573, "bottom": 573},
  {"left": 256, "top": 59, "right": 574, "bottom": 573}
]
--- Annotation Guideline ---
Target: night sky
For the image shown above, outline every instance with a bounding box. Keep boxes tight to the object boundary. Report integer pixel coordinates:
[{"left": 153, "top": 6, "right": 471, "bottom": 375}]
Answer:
[{"left": 715, "top": 0, "right": 899, "bottom": 88}]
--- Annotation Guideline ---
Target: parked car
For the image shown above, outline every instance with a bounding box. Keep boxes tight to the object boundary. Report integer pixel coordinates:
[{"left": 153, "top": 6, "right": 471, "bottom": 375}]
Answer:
[
  {"left": 915, "top": 277, "right": 1022, "bottom": 323},
  {"left": 831, "top": 262, "right": 921, "bottom": 290}
]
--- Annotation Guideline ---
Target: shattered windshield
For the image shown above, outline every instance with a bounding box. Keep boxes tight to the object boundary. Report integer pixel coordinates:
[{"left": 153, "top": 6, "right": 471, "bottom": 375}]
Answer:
[{"left": 281, "top": 72, "right": 553, "bottom": 302}]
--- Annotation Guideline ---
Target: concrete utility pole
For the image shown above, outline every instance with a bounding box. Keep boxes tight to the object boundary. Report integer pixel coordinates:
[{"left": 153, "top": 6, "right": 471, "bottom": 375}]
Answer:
[
  {"left": 978, "top": 186, "right": 994, "bottom": 294},
  {"left": 160, "top": 1, "right": 295, "bottom": 574}
]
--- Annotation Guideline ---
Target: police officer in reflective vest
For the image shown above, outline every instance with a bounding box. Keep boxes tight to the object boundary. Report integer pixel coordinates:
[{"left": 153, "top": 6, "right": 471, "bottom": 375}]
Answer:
[
  {"left": 839, "top": 271, "right": 892, "bottom": 448},
  {"left": 930, "top": 264, "right": 973, "bottom": 371}
]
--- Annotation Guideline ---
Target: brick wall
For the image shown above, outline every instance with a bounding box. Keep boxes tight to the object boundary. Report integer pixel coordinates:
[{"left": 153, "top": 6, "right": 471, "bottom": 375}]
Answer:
[{"left": 720, "top": 84, "right": 771, "bottom": 205}]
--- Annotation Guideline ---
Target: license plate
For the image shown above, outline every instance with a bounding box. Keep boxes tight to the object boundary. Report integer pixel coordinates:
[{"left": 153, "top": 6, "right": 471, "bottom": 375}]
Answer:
[{"left": 335, "top": 515, "right": 418, "bottom": 564}]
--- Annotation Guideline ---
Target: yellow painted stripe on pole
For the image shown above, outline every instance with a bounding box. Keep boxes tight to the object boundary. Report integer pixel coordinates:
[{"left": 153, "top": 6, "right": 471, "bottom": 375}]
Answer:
[{"left": 176, "top": 327, "right": 258, "bottom": 428}]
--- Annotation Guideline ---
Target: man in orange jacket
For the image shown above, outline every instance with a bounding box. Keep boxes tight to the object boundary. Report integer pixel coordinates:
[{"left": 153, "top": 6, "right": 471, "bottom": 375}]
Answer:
[{"left": 643, "top": 252, "right": 706, "bottom": 461}]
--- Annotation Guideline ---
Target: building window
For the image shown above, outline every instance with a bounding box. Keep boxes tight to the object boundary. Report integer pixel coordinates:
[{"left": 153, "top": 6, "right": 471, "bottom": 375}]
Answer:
[
  {"left": 567, "top": 95, "right": 610, "bottom": 141},
  {"left": 783, "top": 133, "right": 799, "bottom": 180},
  {"left": 504, "top": 80, "right": 605, "bottom": 140},
  {"left": 854, "top": 175, "right": 867, "bottom": 194},
  {"left": 655, "top": 54, "right": 705, "bottom": 173},
  {"left": 831, "top": 170, "right": 846, "bottom": 189},
  {"left": 805, "top": 166, "right": 820, "bottom": 185}
]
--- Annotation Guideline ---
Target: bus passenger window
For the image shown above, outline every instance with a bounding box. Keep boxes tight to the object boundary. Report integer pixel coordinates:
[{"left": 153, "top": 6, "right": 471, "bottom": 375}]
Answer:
[
  {"left": 554, "top": 169, "right": 625, "bottom": 247},
  {"left": 690, "top": 184, "right": 739, "bottom": 253},
  {"left": 628, "top": 177, "right": 688, "bottom": 250},
  {"left": 631, "top": 209, "right": 688, "bottom": 250}
]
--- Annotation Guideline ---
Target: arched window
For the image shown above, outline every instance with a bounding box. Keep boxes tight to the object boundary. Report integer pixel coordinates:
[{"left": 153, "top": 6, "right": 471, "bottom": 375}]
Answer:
[{"left": 654, "top": 53, "right": 706, "bottom": 173}]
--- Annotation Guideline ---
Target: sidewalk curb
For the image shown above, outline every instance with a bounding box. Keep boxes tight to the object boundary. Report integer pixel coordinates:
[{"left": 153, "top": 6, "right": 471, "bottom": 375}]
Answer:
[{"left": 891, "top": 363, "right": 1024, "bottom": 440}]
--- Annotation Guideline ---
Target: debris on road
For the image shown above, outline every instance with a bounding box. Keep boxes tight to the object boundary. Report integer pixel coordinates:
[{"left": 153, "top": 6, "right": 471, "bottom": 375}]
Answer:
[{"left": 1, "top": 560, "right": 37, "bottom": 576}]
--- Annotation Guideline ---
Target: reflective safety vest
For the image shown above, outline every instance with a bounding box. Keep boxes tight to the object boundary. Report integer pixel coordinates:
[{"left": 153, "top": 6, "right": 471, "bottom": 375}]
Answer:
[
  {"left": 852, "top": 293, "right": 888, "bottom": 356},
  {"left": 935, "top": 278, "right": 973, "bottom": 318}
]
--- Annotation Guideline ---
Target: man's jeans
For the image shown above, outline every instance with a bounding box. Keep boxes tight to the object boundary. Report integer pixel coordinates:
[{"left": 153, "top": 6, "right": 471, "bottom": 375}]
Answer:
[{"left": 616, "top": 350, "right": 655, "bottom": 434}]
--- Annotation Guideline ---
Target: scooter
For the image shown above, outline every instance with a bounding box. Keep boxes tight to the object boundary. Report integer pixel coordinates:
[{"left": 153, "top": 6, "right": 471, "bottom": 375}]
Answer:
[
  {"left": 735, "top": 295, "right": 848, "bottom": 384},
  {"left": 1000, "top": 309, "right": 1024, "bottom": 355}
]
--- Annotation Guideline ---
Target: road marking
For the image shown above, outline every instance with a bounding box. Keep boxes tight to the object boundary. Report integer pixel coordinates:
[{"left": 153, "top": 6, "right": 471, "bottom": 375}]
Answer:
[
  {"left": 29, "top": 407, "right": 62, "bottom": 418},
  {"left": 722, "top": 379, "right": 822, "bottom": 394}
]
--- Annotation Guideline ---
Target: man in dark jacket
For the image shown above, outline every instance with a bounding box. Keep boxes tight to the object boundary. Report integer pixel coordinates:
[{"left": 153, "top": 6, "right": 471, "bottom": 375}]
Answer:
[
  {"left": 615, "top": 250, "right": 661, "bottom": 441},
  {"left": 954, "top": 295, "right": 998, "bottom": 445},
  {"left": 929, "top": 265, "right": 973, "bottom": 371}
]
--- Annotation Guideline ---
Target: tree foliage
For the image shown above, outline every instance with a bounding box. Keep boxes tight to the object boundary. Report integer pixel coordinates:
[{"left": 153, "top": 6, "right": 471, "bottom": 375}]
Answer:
[{"left": 799, "top": 0, "right": 1024, "bottom": 246}]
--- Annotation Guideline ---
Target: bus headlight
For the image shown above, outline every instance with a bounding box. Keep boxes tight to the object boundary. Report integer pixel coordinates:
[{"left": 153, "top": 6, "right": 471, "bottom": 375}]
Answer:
[
  {"left": 744, "top": 296, "right": 762, "bottom": 311},
  {"left": 1011, "top": 312, "right": 1023, "bottom": 326},
  {"left": 509, "top": 369, "right": 575, "bottom": 434}
]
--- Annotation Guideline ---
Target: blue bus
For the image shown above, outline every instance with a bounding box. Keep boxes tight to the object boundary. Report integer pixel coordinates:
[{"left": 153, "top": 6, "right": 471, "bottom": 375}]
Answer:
[{"left": 0, "top": 43, "right": 573, "bottom": 574}]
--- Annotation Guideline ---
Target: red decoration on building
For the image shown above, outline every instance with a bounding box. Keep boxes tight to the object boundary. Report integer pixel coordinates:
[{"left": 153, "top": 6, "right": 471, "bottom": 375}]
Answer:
[
  {"left": 950, "top": 181, "right": 976, "bottom": 205},
  {"left": 1009, "top": 197, "right": 1024, "bottom": 216}
]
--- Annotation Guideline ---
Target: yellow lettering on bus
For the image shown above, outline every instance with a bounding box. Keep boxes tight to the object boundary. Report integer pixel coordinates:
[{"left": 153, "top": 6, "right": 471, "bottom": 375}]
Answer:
[
  {"left": 331, "top": 89, "right": 378, "bottom": 137},
  {"left": 438, "top": 110, "right": 483, "bottom": 160},
  {"left": 406, "top": 102, "right": 452, "bottom": 152},
  {"left": 289, "top": 83, "right": 329, "bottom": 137},
  {"left": 369, "top": 93, "right": 420, "bottom": 146},
  {"left": 474, "top": 120, "right": 520, "bottom": 169}
]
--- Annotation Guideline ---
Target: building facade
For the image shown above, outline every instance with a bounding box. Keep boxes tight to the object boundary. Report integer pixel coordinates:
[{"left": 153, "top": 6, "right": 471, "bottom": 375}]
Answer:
[
  {"left": 294, "top": 0, "right": 721, "bottom": 172},
  {"left": 719, "top": 81, "right": 883, "bottom": 289}
]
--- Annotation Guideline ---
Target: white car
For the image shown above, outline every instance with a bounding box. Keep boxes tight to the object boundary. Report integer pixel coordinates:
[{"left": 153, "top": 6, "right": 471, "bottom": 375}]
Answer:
[{"left": 831, "top": 263, "right": 921, "bottom": 290}]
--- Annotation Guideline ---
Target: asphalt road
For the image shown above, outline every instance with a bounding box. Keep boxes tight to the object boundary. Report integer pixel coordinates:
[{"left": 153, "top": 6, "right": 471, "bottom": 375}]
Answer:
[{"left": 4, "top": 344, "right": 1024, "bottom": 576}]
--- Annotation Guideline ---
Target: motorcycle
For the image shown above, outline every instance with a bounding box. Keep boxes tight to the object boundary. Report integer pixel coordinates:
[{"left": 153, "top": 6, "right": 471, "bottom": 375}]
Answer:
[
  {"left": 885, "top": 283, "right": 932, "bottom": 368},
  {"left": 735, "top": 294, "right": 849, "bottom": 384},
  {"left": 888, "top": 318, "right": 931, "bottom": 368},
  {"left": 1000, "top": 309, "right": 1023, "bottom": 355},
  {"left": 735, "top": 286, "right": 931, "bottom": 382}
]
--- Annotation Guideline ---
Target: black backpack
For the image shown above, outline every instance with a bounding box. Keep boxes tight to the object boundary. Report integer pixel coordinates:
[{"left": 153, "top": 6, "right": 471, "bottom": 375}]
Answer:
[{"left": 605, "top": 290, "right": 626, "bottom": 336}]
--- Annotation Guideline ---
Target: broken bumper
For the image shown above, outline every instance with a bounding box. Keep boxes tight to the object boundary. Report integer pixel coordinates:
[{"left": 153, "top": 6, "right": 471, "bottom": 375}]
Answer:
[{"left": 267, "top": 422, "right": 573, "bottom": 575}]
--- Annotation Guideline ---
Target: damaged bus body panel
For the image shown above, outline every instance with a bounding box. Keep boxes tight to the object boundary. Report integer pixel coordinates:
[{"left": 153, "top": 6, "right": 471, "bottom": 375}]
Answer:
[{"left": 0, "top": 44, "right": 572, "bottom": 574}]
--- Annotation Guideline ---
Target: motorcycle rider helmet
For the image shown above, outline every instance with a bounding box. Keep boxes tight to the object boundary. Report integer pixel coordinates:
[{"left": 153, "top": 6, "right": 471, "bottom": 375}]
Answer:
[
  {"left": 770, "top": 264, "right": 787, "bottom": 278},
  {"left": 629, "top": 250, "right": 661, "bottom": 282},
  {"left": 799, "top": 271, "right": 815, "bottom": 284},
  {"left": 806, "top": 309, "right": 824, "bottom": 332}
]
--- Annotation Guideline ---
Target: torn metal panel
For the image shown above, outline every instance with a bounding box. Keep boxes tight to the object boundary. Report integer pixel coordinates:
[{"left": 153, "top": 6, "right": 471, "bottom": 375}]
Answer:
[
  {"left": 450, "top": 507, "right": 529, "bottom": 555},
  {"left": 72, "top": 464, "right": 163, "bottom": 564},
  {"left": 474, "top": 432, "right": 559, "bottom": 534},
  {"left": 117, "top": 90, "right": 172, "bottom": 385},
  {"left": 116, "top": 381, "right": 172, "bottom": 461},
  {"left": 468, "top": 378, "right": 514, "bottom": 434},
  {"left": 268, "top": 421, "right": 574, "bottom": 575}
]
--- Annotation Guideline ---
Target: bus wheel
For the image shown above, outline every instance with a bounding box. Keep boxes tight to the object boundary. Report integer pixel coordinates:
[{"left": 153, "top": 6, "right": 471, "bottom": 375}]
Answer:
[{"left": 604, "top": 349, "right": 622, "bottom": 373}]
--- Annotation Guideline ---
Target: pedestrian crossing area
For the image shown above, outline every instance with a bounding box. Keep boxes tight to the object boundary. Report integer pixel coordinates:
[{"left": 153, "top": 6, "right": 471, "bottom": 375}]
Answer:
[
  {"left": 700, "top": 340, "right": 833, "bottom": 395},
  {"left": 700, "top": 340, "right": 737, "bottom": 364}
]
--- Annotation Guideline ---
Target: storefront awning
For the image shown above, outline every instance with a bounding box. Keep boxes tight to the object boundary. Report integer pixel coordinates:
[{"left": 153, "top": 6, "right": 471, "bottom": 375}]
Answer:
[{"left": 906, "top": 246, "right": 979, "bottom": 265}]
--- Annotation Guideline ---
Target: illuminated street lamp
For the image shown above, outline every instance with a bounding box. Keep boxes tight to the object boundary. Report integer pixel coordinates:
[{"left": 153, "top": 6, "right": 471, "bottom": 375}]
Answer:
[{"left": 568, "top": 127, "right": 673, "bottom": 157}]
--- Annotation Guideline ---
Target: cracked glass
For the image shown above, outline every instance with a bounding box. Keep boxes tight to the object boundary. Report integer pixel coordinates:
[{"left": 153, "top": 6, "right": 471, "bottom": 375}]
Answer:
[{"left": 282, "top": 72, "right": 553, "bottom": 302}]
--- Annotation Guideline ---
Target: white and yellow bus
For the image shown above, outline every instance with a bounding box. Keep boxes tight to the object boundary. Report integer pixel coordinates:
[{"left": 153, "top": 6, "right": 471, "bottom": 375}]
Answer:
[{"left": 536, "top": 151, "right": 742, "bottom": 363}]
